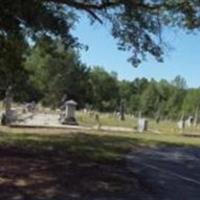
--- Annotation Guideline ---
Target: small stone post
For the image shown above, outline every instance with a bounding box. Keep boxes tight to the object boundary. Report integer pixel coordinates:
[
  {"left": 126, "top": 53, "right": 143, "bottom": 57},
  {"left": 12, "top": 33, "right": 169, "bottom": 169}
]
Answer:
[
  {"left": 95, "top": 114, "right": 101, "bottom": 130},
  {"left": 177, "top": 113, "right": 185, "bottom": 133},
  {"left": 138, "top": 118, "right": 148, "bottom": 133},
  {"left": 119, "top": 100, "right": 125, "bottom": 121}
]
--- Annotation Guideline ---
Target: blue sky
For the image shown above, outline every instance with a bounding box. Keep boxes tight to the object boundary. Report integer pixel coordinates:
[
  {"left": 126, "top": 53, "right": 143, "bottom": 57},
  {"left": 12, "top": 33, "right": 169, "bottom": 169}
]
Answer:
[{"left": 73, "top": 16, "right": 200, "bottom": 88}]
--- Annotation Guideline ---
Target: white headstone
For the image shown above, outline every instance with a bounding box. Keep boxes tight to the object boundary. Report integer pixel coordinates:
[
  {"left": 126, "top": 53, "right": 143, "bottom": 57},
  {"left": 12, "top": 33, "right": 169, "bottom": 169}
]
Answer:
[
  {"left": 185, "top": 116, "right": 193, "bottom": 128},
  {"left": 65, "top": 100, "right": 77, "bottom": 118},
  {"left": 138, "top": 118, "right": 148, "bottom": 133},
  {"left": 177, "top": 120, "right": 185, "bottom": 130}
]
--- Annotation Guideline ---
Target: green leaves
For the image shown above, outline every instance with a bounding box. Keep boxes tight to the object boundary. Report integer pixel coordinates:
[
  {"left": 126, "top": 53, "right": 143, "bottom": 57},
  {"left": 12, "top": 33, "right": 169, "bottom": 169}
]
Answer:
[
  {"left": 1, "top": 0, "right": 200, "bottom": 67},
  {"left": 24, "top": 37, "right": 91, "bottom": 107}
]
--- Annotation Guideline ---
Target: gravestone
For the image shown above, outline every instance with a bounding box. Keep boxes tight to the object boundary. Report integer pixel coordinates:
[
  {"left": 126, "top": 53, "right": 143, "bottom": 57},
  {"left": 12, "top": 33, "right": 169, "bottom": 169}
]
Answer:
[
  {"left": 138, "top": 118, "right": 148, "bottom": 133},
  {"left": 95, "top": 114, "right": 101, "bottom": 130},
  {"left": 1, "top": 86, "right": 17, "bottom": 125},
  {"left": 59, "top": 100, "right": 78, "bottom": 125},
  {"left": 177, "top": 120, "right": 185, "bottom": 130},
  {"left": 177, "top": 113, "right": 185, "bottom": 131},
  {"left": 185, "top": 116, "right": 194, "bottom": 128},
  {"left": 24, "top": 101, "right": 36, "bottom": 113},
  {"left": 119, "top": 100, "right": 125, "bottom": 121}
]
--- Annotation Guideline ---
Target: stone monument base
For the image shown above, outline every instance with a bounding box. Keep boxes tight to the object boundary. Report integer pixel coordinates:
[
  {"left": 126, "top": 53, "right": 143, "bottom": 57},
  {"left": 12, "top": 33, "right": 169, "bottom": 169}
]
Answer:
[
  {"left": 1, "top": 110, "right": 18, "bottom": 125},
  {"left": 60, "top": 117, "right": 79, "bottom": 126}
]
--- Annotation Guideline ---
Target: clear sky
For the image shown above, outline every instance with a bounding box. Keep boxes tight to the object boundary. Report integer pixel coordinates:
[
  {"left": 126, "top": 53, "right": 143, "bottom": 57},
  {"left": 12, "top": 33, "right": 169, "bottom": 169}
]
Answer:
[{"left": 73, "top": 15, "right": 200, "bottom": 88}]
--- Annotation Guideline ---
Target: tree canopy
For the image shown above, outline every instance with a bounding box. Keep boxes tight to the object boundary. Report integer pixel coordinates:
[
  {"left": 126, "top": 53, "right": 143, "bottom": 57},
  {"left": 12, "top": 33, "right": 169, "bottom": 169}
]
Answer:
[
  {"left": 1, "top": 1, "right": 200, "bottom": 120},
  {"left": 1, "top": 35, "right": 199, "bottom": 119},
  {"left": 1, "top": 0, "right": 200, "bottom": 66}
]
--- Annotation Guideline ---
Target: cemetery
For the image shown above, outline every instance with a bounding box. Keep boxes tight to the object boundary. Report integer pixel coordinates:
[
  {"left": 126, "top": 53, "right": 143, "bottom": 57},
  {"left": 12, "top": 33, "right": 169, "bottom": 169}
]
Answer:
[
  {"left": 1, "top": 1, "right": 200, "bottom": 199},
  {"left": 1, "top": 82, "right": 200, "bottom": 200},
  {"left": 1, "top": 89, "right": 200, "bottom": 136},
  {"left": 1, "top": 95, "right": 200, "bottom": 199}
]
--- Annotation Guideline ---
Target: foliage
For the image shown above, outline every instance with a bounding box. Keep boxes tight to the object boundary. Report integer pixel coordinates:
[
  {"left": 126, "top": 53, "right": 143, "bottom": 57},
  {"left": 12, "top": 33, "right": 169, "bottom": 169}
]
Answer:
[
  {"left": 90, "top": 67, "right": 120, "bottom": 111},
  {"left": 25, "top": 37, "right": 91, "bottom": 107},
  {"left": 1, "top": 35, "right": 199, "bottom": 120},
  {"left": 182, "top": 89, "right": 200, "bottom": 115},
  {"left": 1, "top": 0, "right": 200, "bottom": 66},
  {"left": 25, "top": 41, "right": 191, "bottom": 118},
  {"left": 0, "top": 35, "right": 35, "bottom": 101}
]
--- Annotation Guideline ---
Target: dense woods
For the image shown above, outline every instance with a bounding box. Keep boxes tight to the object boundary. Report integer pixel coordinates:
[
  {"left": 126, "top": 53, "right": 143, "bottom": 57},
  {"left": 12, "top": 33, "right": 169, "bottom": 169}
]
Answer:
[
  {"left": 0, "top": 37, "right": 199, "bottom": 120},
  {"left": 1, "top": 1, "right": 200, "bottom": 120}
]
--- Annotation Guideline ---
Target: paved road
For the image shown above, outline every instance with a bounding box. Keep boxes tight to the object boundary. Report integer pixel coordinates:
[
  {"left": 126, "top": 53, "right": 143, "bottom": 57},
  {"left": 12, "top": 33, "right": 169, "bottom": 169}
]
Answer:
[{"left": 126, "top": 147, "right": 200, "bottom": 200}]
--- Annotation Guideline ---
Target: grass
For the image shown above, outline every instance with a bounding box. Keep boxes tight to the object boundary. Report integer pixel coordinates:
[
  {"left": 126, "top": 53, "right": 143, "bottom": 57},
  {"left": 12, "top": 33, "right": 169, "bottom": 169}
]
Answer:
[
  {"left": 0, "top": 121, "right": 200, "bottom": 199},
  {"left": 0, "top": 129, "right": 152, "bottom": 200},
  {"left": 77, "top": 111, "right": 137, "bottom": 127},
  {"left": 1, "top": 125, "right": 200, "bottom": 161},
  {"left": 0, "top": 130, "right": 134, "bottom": 161},
  {"left": 0, "top": 109, "right": 200, "bottom": 198}
]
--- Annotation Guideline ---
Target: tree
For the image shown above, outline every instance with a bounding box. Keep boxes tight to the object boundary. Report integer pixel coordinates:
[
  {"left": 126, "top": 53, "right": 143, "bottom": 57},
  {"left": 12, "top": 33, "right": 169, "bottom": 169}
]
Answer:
[
  {"left": 172, "top": 75, "right": 187, "bottom": 90},
  {"left": 140, "top": 82, "right": 159, "bottom": 117},
  {"left": 90, "top": 67, "right": 119, "bottom": 111},
  {"left": 165, "top": 87, "right": 186, "bottom": 119},
  {"left": 1, "top": 0, "right": 200, "bottom": 67},
  {"left": 182, "top": 89, "right": 200, "bottom": 115},
  {"left": 25, "top": 37, "right": 91, "bottom": 107},
  {"left": 0, "top": 35, "right": 34, "bottom": 101}
]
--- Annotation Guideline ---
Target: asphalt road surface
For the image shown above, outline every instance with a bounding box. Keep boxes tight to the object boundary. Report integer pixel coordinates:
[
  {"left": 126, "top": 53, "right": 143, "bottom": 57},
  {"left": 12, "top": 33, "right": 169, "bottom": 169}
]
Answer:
[{"left": 126, "top": 146, "right": 200, "bottom": 200}]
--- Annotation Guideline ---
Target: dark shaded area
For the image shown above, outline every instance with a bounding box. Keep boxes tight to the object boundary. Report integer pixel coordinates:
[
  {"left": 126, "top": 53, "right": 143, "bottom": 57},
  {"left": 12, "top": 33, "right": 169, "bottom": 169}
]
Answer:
[
  {"left": 127, "top": 147, "right": 200, "bottom": 200},
  {"left": 0, "top": 132, "right": 155, "bottom": 200}
]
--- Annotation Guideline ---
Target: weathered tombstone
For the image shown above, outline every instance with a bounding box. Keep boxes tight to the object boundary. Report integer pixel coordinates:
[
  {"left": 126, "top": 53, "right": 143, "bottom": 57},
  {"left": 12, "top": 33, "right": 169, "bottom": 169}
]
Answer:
[
  {"left": 1, "top": 86, "right": 17, "bottom": 125},
  {"left": 185, "top": 116, "right": 194, "bottom": 128},
  {"left": 138, "top": 118, "right": 148, "bottom": 133},
  {"left": 119, "top": 100, "right": 125, "bottom": 121},
  {"left": 177, "top": 113, "right": 185, "bottom": 131},
  {"left": 83, "top": 108, "right": 87, "bottom": 113},
  {"left": 116, "top": 111, "right": 120, "bottom": 119},
  {"left": 155, "top": 111, "right": 161, "bottom": 124},
  {"left": 25, "top": 101, "right": 36, "bottom": 113},
  {"left": 60, "top": 100, "right": 78, "bottom": 125},
  {"left": 95, "top": 114, "right": 101, "bottom": 130},
  {"left": 177, "top": 120, "right": 185, "bottom": 130}
]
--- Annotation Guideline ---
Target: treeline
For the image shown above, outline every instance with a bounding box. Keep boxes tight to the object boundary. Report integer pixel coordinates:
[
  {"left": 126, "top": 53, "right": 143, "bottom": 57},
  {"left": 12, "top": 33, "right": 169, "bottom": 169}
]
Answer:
[{"left": 0, "top": 37, "right": 200, "bottom": 119}]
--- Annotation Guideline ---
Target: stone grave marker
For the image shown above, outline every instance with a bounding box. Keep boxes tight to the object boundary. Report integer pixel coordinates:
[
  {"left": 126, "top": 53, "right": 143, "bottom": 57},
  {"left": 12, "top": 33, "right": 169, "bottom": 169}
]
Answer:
[
  {"left": 185, "top": 116, "right": 194, "bottom": 128},
  {"left": 138, "top": 118, "right": 148, "bottom": 133},
  {"left": 119, "top": 100, "right": 125, "bottom": 121},
  {"left": 177, "top": 113, "right": 185, "bottom": 132},
  {"left": 95, "top": 113, "right": 101, "bottom": 130},
  {"left": 1, "top": 86, "right": 17, "bottom": 125},
  {"left": 59, "top": 100, "right": 78, "bottom": 125},
  {"left": 24, "top": 101, "right": 36, "bottom": 113},
  {"left": 177, "top": 120, "right": 185, "bottom": 130}
]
